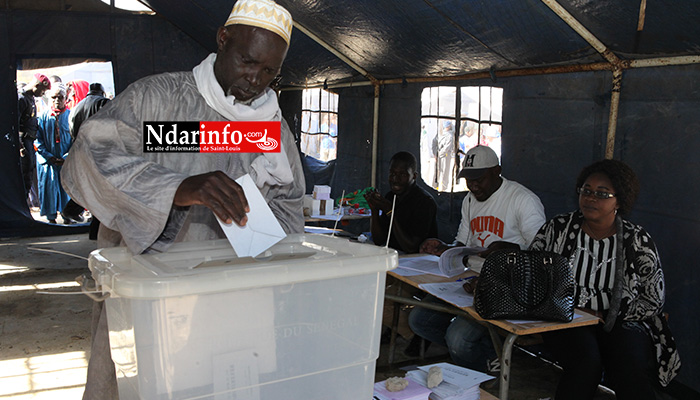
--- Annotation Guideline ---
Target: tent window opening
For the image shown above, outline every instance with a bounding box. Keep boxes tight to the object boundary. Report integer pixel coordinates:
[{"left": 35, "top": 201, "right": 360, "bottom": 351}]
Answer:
[
  {"left": 420, "top": 86, "right": 503, "bottom": 192},
  {"left": 300, "top": 88, "right": 338, "bottom": 162}
]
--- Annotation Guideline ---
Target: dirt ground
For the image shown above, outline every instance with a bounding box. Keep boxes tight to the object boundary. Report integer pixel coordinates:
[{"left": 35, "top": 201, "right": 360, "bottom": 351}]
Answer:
[{"left": 0, "top": 233, "right": 95, "bottom": 399}]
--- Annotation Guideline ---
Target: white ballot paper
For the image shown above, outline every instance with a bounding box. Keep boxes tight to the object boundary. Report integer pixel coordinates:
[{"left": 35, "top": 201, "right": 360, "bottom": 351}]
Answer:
[
  {"left": 418, "top": 281, "right": 474, "bottom": 308},
  {"left": 397, "top": 255, "right": 447, "bottom": 277},
  {"left": 216, "top": 174, "right": 286, "bottom": 257},
  {"left": 416, "top": 362, "right": 494, "bottom": 388},
  {"left": 406, "top": 362, "right": 494, "bottom": 400}
]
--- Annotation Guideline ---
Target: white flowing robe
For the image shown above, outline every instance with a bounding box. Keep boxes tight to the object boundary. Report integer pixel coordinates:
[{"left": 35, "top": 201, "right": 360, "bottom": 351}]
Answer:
[{"left": 62, "top": 71, "right": 305, "bottom": 254}]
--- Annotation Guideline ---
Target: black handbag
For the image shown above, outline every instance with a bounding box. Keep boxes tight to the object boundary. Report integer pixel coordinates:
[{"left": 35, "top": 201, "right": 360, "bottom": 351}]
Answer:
[{"left": 474, "top": 250, "right": 575, "bottom": 322}]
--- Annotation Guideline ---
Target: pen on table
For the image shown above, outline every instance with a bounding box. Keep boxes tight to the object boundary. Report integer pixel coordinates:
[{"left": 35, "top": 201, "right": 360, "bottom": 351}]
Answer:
[{"left": 456, "top": 276, "right": 476, "bottom": 282}]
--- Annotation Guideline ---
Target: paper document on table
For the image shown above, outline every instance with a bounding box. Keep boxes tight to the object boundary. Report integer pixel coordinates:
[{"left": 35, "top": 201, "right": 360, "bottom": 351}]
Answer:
[
  {"left": 373, "top": 378, "right": 431, "bottom": 400},
  {"left": 438, "top": 247, "right": 485, "bottom": 277},
  {"left": 310, "top": 208, "right": 343, "bottom": 220},
  {"left": 392, "top": 266, "right": 428, "bottom": 276},
  {"left": 405, "top": 362, "right": 494, "bottom": 400},
  {"left": 398, "top": 255, "right": 448, "bottom": 277},
  {"left": 405, "top": 370, "right": 479, "bottom": 400},
  {"left": 418, "top": 281, "right": 474, "bottom": 308},
  {"left": 417, "top": 362, "right": 494, "bottom": 388},
  {"left": 216, "top": 174, "right": 286, "bottom": 257}
]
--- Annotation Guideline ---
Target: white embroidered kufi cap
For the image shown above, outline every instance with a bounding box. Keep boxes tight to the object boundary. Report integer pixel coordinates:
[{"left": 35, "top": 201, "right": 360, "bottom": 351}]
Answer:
[
  {"left": 225, "top": 0, "right": 293, "bottom": 45},
  {"left": 49, "top": 83, "right": 67, "bottom": 97}
]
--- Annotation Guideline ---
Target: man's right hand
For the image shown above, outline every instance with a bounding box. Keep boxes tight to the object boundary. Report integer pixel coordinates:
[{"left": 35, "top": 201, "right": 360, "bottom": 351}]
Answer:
[
  {"left": 173, "top": 171, "right": 249, "bottom": 226},
  {"left": 420, "top": 238, "right": 449, "bottom": 256},
  {"left": 462, "top": 277, "right": 479, "bottom": 294}
]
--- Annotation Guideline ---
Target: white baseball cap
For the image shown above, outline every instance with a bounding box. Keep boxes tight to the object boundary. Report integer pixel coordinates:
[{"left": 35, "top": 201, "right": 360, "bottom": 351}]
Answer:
[{"left": 458, "top": 146, "right": 500, "bottom": 180}]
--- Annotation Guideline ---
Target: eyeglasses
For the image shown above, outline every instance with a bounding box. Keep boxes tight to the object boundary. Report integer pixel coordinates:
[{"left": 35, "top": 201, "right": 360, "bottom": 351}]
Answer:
[
  {"left": 577, "top": 187, "right": 616, "bottom": 199},
  {"left": 51, "top": 95, "right": 65, "bottom": 100}
]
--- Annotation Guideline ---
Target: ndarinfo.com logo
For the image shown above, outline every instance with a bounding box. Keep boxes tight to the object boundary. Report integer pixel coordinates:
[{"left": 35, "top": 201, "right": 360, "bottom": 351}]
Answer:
[{"left": 143, "top": 121, "right": 281, "bottom": 153}]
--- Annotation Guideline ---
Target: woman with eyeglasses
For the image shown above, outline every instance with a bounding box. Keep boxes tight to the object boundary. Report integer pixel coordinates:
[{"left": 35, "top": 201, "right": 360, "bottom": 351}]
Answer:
[{"left": 529, "top": 159, "right": 680, "bottom": 399}]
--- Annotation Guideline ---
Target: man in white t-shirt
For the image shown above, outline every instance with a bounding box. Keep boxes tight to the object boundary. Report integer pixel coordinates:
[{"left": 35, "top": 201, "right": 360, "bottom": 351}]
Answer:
[
  {"left": 409, "top": 145, "right": 545, "bottom": 371},
  {"left": 421, "top": 145, "right": 545, "bottom": 255}
]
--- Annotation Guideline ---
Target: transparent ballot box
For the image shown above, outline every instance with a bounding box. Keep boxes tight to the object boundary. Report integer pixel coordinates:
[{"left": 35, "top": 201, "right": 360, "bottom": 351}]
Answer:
[{"left": 89, "top": 234, "right": 397, "bottom": 400}]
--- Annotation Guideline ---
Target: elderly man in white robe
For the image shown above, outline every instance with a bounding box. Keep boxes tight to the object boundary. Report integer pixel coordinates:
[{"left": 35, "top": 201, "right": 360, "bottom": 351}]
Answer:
[{"left": 62, "top": 1, "right": 303, "bottom": 398}]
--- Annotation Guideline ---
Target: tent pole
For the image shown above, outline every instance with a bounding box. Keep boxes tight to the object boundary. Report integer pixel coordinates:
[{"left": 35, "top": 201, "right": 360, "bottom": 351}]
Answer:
[
  {"left": 637, "top": 0, "right": 648, "bottom": 31},
  {"left": 630, "top": 55, "right": 700, "bottom": 68},
  {"left": 540, "top": 0, "right": 623, "bottom": 68},
  {"left": 540, "top": 0, "right": 626, "bottom": 159},
  {"left": 282, "top": 55, "right": 700, "bottom": 91},
  {"left": 371, "top": 84, "right": 380, "bottom": 188},
  {"left": 605, "top": 68, "right": 623, "bottom": 159}
]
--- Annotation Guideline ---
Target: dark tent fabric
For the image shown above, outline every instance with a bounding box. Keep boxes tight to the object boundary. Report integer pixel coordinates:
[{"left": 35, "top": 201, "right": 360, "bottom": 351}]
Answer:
[{"left": 143, "top": 0, "right": 700, "bottom": 86}]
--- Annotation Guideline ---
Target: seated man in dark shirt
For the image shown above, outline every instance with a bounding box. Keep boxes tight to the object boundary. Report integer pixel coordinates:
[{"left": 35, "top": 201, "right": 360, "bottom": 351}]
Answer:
[
  {"left": 365, "top": 151, "right": 439, "bottom": 347},
  {"left": 364, "top": 151, "right": 438, "bottom": 253}
]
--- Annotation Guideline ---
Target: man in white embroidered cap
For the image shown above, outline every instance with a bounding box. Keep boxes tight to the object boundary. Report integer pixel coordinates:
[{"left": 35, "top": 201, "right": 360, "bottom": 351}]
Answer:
[{"left": 62, "top": 1, "right": 303, "bottom": 398}]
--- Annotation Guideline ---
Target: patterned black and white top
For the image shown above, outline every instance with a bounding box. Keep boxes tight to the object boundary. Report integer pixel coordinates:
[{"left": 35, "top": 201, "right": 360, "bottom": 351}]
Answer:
[
  {"left": 570, "top": 232, "right": 617, "bottom": 310},
  {"left": 529, "top": 210, "right": 681, "bottom": 387}
]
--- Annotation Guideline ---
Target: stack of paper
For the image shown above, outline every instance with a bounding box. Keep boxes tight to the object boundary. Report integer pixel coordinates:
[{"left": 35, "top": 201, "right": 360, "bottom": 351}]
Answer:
[
  {"left": 304, "top": 194, "right": 334, "bottom": 216},
  {"left": 312, "top": 185, "right": 332, "bottom": 200},
  {"left": 373, "top": 378, "right": 432, "bottom": 400},
  {"left": 405, "top": 362, "right": 495, "bottom": 400},
  {"left": 394, "top": 247, "right": 486, "bottom": 278},
  {"left": 395, "top": 255, "right": 443, "bottom": 277},
  {"left": 438, "top": 247, "right": 486, "bottom": 277}
]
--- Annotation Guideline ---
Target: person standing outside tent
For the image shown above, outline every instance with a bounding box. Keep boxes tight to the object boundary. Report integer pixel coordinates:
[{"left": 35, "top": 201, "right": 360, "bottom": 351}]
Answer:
[
  {"left": 420, "top": 124, "right": 438, "bottom": 187},
  {"left": 17, "top": 73, "right": 51, "bottom": 209},
  {"left": 435, "top": 120, "right": 455, "bottom": 191},
  {"left": 409, "top": 145, "right": 546, "bottom": 372},
  {"left": 61, "top": 82, "right": 112, "bottom": 228},
  {"left": 36, "top": 75, "right": 63, "bottom": 114},
  {"left": 35, "top": 84, "right": 72, "bottom": 224},
  {"left": 68, "top": 82, "right": 111, "bottom": 139},
  {"left": 65, "top": 79, "right": 89, "bottom": 109},
  {"left": 62, "top": 1, "right": 303, "bottom": 398}
]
